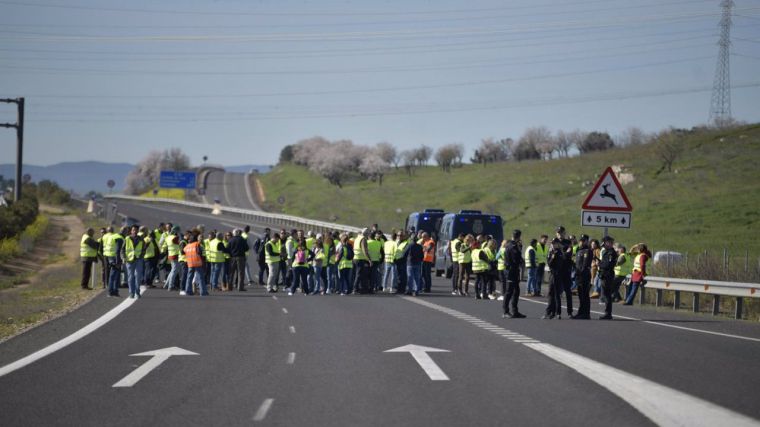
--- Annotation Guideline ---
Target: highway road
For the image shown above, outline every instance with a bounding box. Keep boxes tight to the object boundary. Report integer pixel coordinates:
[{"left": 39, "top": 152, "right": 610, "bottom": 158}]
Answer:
[
  {"left": 204, "top": 170, "right": 261, "bottom": 210},
  {"left": 1, "top": 201, "right": 760, "bottom": 426}
]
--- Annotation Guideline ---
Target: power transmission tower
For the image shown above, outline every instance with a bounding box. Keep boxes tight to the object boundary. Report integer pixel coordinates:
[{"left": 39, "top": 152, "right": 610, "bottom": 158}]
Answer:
[{"left": 709, "top": 0, "right": 733, "bottom": 128}]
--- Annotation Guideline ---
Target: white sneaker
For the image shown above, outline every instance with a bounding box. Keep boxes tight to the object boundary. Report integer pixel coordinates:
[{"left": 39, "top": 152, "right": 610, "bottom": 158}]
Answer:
[
  {"left": 497, "top": 295, "right": 504, "bottom": 301},
  {"left": 288, "top": 291, "right": 293, "bottom": 296},
  {"left": 179, "top": 291, "right": 187, "bottom": 296}
]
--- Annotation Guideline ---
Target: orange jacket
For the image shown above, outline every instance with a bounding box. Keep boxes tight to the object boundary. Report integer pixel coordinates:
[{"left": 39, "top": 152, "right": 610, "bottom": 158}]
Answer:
[{"left": 184, "top": 241, "right": 203, "bottom": 268}]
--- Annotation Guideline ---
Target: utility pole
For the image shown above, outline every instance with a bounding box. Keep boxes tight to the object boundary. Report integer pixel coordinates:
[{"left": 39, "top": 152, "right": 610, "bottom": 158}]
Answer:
[
  {"left": 709, "top": 0, "right": 733, "bottom": 128},
  {"left": 1, "top": 97, "right": 25, "bottom": 201}
]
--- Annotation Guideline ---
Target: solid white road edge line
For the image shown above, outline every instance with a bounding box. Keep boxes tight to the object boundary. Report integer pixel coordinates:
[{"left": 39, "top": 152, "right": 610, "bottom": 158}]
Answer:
[
  {"left": 253, "top": 398, "right": 274, "bottom": 422},
  {"left": 0, "top": 286, "right": 148, "bottom": 378},
  {"left": 243, "top": 172, "right": 260, "bottom": 210},
  {"left": 519, "top": 297, "right": 760, "bottom": 343},
  {"left": 402, "top": 296, "right": 760, "bottom": 427}
]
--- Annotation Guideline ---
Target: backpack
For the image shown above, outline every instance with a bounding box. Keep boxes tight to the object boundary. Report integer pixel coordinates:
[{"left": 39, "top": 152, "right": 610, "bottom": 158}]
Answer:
[{"left": 345, "top": 244, "right": 354, "bottom": 261}]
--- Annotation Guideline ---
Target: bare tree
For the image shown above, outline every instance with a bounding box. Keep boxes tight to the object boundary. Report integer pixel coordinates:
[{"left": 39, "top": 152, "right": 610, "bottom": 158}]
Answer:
[
  {"left": 514, "top": 127, "right": 551, "bottom": 161},
  {"left": 617, "top": 127, "right": 650, "bottom": 146},
  {"left": 292, "top": 136, "right": 330, "bottom": 166},
  {"left": 375, "top": 142, "right": 398, "bottom": 168},
  {"left": 400, "top": 150, "right": 417, "bottom": 176},
  {"left": 435, "top": 144, "right": 462, "bottom": 172},
  {"left": 412, "top": 145, "right": 433, "bottom": 166},
  {"left": 654, "top": 131, "right": 683, "bottom": 175},
  {"left": 359, "top": 152, "right": 390, "bottom": 186},
  {"left": 554, "top": 130, "right": 573, "bottom": 158}
]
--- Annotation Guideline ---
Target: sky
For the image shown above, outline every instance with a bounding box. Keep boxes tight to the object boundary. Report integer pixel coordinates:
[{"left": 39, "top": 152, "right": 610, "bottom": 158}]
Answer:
[{"left": 0, "top": 0, "right": 759, "bottom": 167}]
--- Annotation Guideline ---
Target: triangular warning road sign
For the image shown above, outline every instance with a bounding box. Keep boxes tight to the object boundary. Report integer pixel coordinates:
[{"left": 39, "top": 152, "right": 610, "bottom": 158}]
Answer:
[{"left": 581, "top": 167, "right": 633, "bottom": 212}]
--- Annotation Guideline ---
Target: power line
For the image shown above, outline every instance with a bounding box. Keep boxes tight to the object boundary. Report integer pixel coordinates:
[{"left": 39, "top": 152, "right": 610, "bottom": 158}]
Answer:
[{"left": 24, "top": 81, "right": 760, "bottom": 123}]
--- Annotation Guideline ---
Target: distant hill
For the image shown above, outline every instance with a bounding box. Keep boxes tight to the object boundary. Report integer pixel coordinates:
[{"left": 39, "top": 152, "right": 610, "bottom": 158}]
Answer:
[
  {"left": 0, "top": 162, "right": 272, "bottom": 195},
  {"left": 0, "top": 161, "right": 134, "bottom": 195}
]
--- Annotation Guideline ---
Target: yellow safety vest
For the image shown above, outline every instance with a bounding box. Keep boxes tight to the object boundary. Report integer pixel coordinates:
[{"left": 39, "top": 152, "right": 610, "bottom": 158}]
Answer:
[
  {"left": 497, "top": 247, "right": 506, "bottom": 271},
  {"left": 524, "top": 246, "right": 535, "bottom": 268},
  {"left": 535, "top": 243, "right": 548, "bottom": 265},
  {"left": 223, "top": 240, "right": 230, "bottom": 260},
  {"left": 450, "top": 240, "right": 460, "bottom": 262},
  {"left": 325, "top": 242, "right": 336, "bottom": 265},
  {"left": 367, "top": 239, "right": 382, "bottom": 262},
  {"left": 338, "top": 246, "right": 353, "bottom": 270},
  {"left": 265, "top": 240, "right": 281, "bottom": 264},
  {"left": 166, "top": 234, "right": 180, "bottom": 257},
  {"left": 143, "top": 236, "right": 157, "bottom": 259},
  {"left": 614, "top": 253, "right": 632, "bottom": 277},
  {"left": 80, "top": 234, "right": 97, "bottom": 258},
  {"left": 472, "top": 248, "right": 486, "bottom": 273},
  {"left": 384, "top": 240, "right": 397, "bottom": 263},
  {"left": 394, "top": 239, "right": 409, "bottom": 260},
  {"left": 292, "top": 250, "right": 309, "bottom": 268},
  {"left": 242, "top": 232, "right": 250, "bottom": 256},
  {"left": 305, "top": 237, "right": 315, "bottom": 251},
  {"left": 207, "top": 238, "right": 225, "bottom": 263},
  {"left": 124, "top": 237, "right": 144, "bottom": 262},
  {"left": 459, "top": 244, "right": 472, "bottom": 264},
  {"left": 178, "top": 240, "right": 187, "bottom": 262},
  {"left": 633, "top": 254, "right": 644, "bottom": 272},
  {"left": 353, "top": 235, "right": 369, "bottom": 261}
]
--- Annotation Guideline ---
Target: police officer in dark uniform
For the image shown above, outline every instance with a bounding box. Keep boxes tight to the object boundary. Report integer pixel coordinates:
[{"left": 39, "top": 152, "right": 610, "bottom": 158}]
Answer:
[
  {"left": 543, "top": 237, "right": 565, "bottom": 319},
  {"left": 503, "top": 230, "right": 526, "bottom": 319},
  {"left": 572, "top": 234, "right": 592, "bottom": 319},
  {"left": 598, "top": 235, "right": 617, "bottom": 320},
  {"left": 555, "top": 226, "right": 574, "bottom": 317}
]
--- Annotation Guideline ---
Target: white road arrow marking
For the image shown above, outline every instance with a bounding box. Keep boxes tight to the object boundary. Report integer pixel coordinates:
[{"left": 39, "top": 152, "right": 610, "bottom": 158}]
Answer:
[
  {"left": 113, "top": 347, "right": 198, "bottom": 388},
  {"left": 385, "top": 344, "right": 450, "bottom": 381}
]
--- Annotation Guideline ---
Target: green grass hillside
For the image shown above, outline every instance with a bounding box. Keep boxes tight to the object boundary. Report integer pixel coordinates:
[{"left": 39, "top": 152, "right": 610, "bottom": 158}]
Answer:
[{"left": 259, "top": 125, "right": 760, "bottom": 257}]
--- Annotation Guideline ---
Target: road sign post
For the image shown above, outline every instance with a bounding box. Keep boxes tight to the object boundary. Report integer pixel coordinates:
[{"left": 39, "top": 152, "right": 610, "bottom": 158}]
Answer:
[{"left": 581, "top": 167, "right": 633, "bottom": 230}]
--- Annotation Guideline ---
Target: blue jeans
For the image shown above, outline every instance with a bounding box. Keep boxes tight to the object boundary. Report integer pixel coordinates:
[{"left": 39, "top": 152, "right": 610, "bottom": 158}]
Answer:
[
  {"left": 164, "top": 259, "right": 180, "bottom": 289},
  {"left": 625, "top": 281, "right": 641, "bottom": 304},
  {"left": 312, "top": 265, "right": 324, "bottom": 293},
  {"left": 107, "top": 257, "right": 120, "bottom": 295},
  {"left": 406, "top": 264, "right": 422, "bottom": 293},
  {"left": 526, "top": 266, "right": 537, "bottom": 294},
  {"left": 339, "top": 268, "right": 352, "bottom": 294},
  {"left": 594, "top": 273, "right": 602, "bottom": 293},
  {"left": 126, "top": 260, "right": 143, "bottom": 297},
  {"left": 382, "top": 262, "right": 397, "bottom": 291},
  {"left": 185, "top": 267, "right": 208, "bottom": 295},
  {"left": 291, "top": 267, "right": 309, "bottom": 293},
  {"left": 327, "top": 264, "right": 338, "bottom": 293},
  {"left": 535, "top": 265, "right": 545, "bottom": 294},
  {"left": 210, "top": 262, "right": 224, "bottom": 289}
]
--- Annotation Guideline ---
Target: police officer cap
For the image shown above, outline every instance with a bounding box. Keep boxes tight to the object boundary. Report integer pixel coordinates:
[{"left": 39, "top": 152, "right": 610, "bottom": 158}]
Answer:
[
  {"left": 579, "top": 234, "right": 589, "bottom": 242},
  {"left": 603, "top": 235, "right": 615, "bottom": 242},
  {"left": 555, "top": 225, "right": 565, "bottom": 233},
  {"left": 551, "top": 237, "right": 561, "bottom": 244},
  {"left": 512, "top": 229, "right": 522, "bottom": 238}
]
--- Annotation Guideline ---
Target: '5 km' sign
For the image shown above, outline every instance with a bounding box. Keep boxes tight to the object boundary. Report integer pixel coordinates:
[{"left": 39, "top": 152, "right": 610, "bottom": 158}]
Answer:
[{"left": 582, "top": 211, "right": 631, "bottom": 229}]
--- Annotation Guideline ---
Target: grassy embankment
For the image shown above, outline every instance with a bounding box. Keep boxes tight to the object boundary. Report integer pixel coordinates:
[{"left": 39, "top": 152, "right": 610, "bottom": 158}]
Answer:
[{"left": 260, "top": 125, "right": 760, "bottom": 270}]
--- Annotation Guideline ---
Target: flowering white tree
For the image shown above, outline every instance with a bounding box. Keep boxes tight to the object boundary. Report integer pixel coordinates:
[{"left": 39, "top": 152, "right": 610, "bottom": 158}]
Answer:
[
  {"left": 125, "top": 148, "right": 190, "bottom": 195},
  {"left": 359, "top": 151, "right": 390, "bottom": 186}
]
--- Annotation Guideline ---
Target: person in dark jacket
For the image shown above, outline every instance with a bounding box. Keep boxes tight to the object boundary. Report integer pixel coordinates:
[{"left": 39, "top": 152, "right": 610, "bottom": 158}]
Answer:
[
  {"left": 403, "top": 236, "right": 424, "bottom": 296},
  {"left": 572, "top": 235, "right": 593, "bottom": 319},
  {"left": 253, "top": 228, "right": 271, "bottom": 285},
  {"left": 80, "top": 228, "right": 99, "bottom": 290},
  {"left": 544, "top": 238, "right": 565, "bottom": 319},
  {"left": 555, "top": 226, "right": 574, "bottom": 317},
  {"left": 598, "top": 235, "right": 618, "bottom": 320},
  {"left": 228, "top": 229, "right": 250, "bottom": 291},
  {"left": 503, "top": 230, "right": 526, "bottom": 318}
]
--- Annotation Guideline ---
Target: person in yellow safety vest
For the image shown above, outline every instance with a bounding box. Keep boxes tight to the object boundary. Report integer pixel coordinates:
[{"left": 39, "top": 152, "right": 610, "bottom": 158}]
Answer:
[
  {"left": 496, "top": 239, "right": 508, "bottom": 296},
  {"left": 612, "top": 245, "right": 631, "bottom": 303},
  {"left": 288, "top": 242, "right": 312, "bottom": 295},
  {"left": 163, "top": 225, "right": 182, "bottom": 291},
  {"left": 311, "top": 234, "right": 327, "bottom": 294},
  {"left": 207, "top": 232, "right": 228, "bottom": 291},
  {"left": 141, "top": 225, "right": 160, "bottom": 288},
  {"left": 624, "top": 243, "right": 651, "bottom": 306},
  {"left": 324, "top": 233, "right": 338, "bottom": 294},
  {"left": 265, "top": 233, "right": 283, "bottom": 293},
  {"left": 457, "top": 234, "right": 474, "bottom": 296},
  {"left": 367, "top": 232, "right": 384, "bottom": 292},
  {"left": 449, "top": 233, "right": 464, "bottom": 295},
  {"left": 102, "top": 226, "right": 124, "bottom": 297},
  {"left": 393, "top": 230, "right": 409, "bottom": 294},
  {"left": 471, "top": 241, "right": 487, "bottom": 299},
  {"left": 222, "top": 232, "right": 232, "bottom": 290},
  {"left": 97, "top": 227, "right": 108, "bottom": 289},
  {"left": 80, "top": 228, "right": 98, "bottom": 290},
  {"left": 352, "top": 228, "right": 373, "bottom": 294},
  {"left": 242, "top": 225, "right": 253, "bottom": 286},
  {"left": 335, "top": 233, "right": 354, "bottom": 295},
  {"left": 524, "top": 238, "right": 538, "bottom": 297},
  {"left": 123, "top": 225, "right": 145, "bottom": 299},
  {"left": 304, "top": 231, "right": 317, "bottom": 291},
  {"left": 533, "top": 234, "right": 549, "bottom": 297},
  {"left": 381, "top": 231, "right": 398, "bottom": 292},
  {"left": 177, "top": 232, "right": 189, "bottom": 293}
]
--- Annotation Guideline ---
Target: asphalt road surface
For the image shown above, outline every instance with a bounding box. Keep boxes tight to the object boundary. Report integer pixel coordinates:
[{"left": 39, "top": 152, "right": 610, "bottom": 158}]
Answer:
[
  {"left": 1, "top": 201, "right": 760, "bottom": 427},
  {"left": 204, "top": 170, "right": 261, "bottom": 210}
]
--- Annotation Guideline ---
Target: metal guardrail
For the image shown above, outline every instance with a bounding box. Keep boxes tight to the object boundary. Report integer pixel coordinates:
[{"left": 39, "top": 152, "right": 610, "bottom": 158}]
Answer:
[
  {"left": 635, "top": 276, "right": 759, "bottom": 319},
  {"left": 103, "top": 194, "right": 363, "bottom": 235},
  {"left": 103, "top": 195, "right": 759, "bottom": 320}
]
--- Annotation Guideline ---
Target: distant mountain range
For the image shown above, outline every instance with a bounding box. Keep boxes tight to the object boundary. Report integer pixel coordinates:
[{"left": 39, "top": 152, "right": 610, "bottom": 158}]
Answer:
[{"left": 0, "top": 162, "right": 271, "bottom": 195}]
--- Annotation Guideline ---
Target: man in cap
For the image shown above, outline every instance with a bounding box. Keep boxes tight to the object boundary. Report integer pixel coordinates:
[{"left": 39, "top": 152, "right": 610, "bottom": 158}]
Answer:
[
  {"left": 555, "top": 225, "right": 574, "bottom": 317},
  {"left": 503, "top": 230, "right": 526, "bottom": 318}
]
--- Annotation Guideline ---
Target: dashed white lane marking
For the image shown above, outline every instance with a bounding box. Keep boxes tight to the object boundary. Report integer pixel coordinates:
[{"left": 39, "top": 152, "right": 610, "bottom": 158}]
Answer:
[
  {"left": 272, "top": 295, "right": 278, "bottom": 301},
  {"left": 287, "top": 352, "right": 296, "bottom": 364},
  {"left": 402, "top": 296, "right": 760, "bottom": 427},
  {"left": 0, "top": 286, "right": 148, "bottom": 378},
  {"left": 252, "top": 398, "right": 274, "bottom": 422},
  {"left": 282, "top": 308, "right": 288, "bottom": 314},
  {"left": 519, "top": 297, "right": 760, "bottom": 343},
  {"left": 289, "top": 326, "right": 296, "bottom": 334}
]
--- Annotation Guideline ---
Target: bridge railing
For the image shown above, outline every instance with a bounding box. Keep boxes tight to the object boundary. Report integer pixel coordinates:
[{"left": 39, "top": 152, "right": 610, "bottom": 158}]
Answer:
[
  {"left": 103, "top": 194, "right": 363, "bottom": 236},
  {"left": 104, "top": 194, "right": 758, "bottom": 320}
]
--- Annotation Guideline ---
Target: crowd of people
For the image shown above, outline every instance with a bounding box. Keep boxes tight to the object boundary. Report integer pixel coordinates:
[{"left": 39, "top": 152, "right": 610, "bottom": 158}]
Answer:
[{"left": 79, "top": 221, "right": 651, "bottom": 320}]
